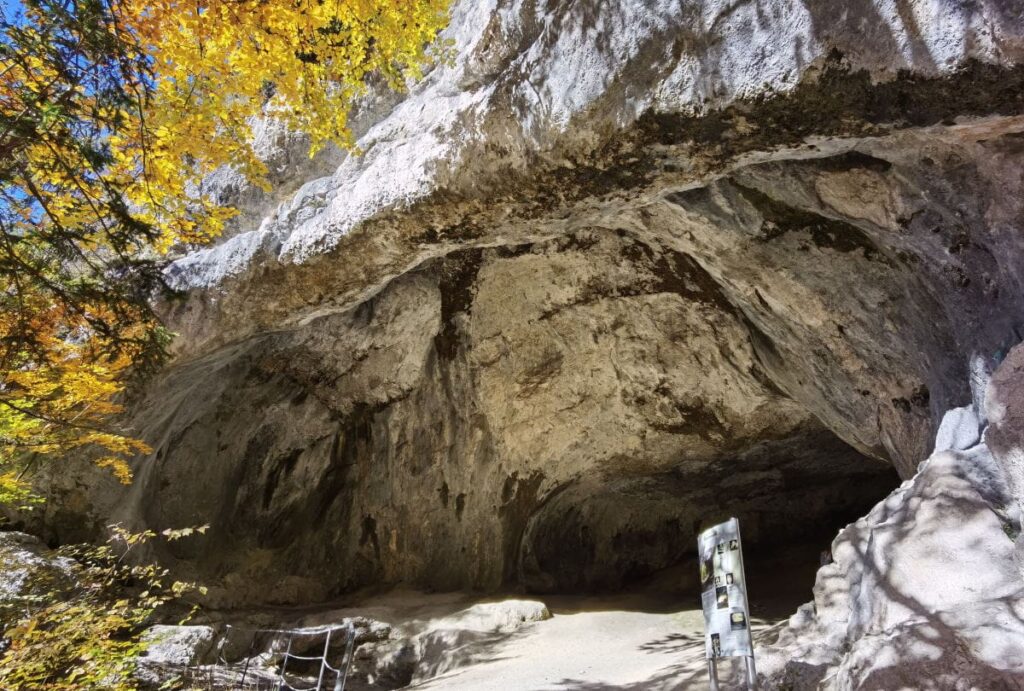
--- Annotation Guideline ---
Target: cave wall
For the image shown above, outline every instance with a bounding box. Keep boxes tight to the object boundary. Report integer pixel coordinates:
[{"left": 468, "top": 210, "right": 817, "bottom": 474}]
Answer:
[
  {"left": 47, "top": 121, "right": 1024, "bottom": 603},
  {"left": 97, "top": 225, "right": 902, "bottom": 604}
]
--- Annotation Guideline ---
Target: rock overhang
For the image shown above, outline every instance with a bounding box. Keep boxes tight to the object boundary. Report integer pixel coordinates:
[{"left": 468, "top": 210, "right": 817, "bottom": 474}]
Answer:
[{"left": 21, "top": 0, "right": 1024, "bottom": 606}]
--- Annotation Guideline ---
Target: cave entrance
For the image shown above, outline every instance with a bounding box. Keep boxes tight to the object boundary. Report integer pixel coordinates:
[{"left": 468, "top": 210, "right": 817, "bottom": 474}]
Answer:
[{"left": 517, "top": 424, "right": 900, "bottom": 612}]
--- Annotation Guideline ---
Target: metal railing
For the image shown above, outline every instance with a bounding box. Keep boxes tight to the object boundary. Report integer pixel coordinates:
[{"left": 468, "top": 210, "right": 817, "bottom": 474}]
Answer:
[{"left": 181, "top": 622, "right": 356, "bottom": 691}]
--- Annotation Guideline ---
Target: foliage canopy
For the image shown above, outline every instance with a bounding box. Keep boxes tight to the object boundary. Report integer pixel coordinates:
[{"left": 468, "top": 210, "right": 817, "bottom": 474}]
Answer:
[{"left": 0, "top": 0, "right": 451, "bottom": 497}]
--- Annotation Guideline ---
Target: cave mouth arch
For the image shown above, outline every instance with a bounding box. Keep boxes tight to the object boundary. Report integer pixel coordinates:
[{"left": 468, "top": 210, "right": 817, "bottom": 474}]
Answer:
[{"left": 516, "top": 422, "right": 900, "bottom": 604}]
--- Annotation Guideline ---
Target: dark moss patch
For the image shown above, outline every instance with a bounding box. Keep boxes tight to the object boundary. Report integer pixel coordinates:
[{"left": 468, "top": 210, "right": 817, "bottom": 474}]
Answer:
[
  {"left": 537, "top": 236, "right": 734, "bottom": 320},
  {"left": 561, "top": 154, "right": 658, "bottom": 198},
  {"left": 650, "top": 248, "right": 734, "bottom": 313},
  {"left": 638, "top": 56, "right": 1024, "bottom": 157},
  {"left": 434, "top": 248, "right": 484, "bottom": 361},
  {"left": 413, "top": 220, "right": 486, "bottom": 245},
  {"left": 618, "top": 237, "right": 733, "bottom": 311}
]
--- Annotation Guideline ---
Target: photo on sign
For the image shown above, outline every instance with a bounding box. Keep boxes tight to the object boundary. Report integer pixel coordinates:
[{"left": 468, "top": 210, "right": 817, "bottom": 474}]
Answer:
[
  {"left": 715, "top": 575, "right": 722, "bottom": 586},
  {"left": 700, "top": 555, "right": 713, "bottom": 587},
  {"left": 729, "top": 539, "right": 739, "bottom": 551},
  {"left": 716, "top": 586, "right": 729, "bottom": 609},
  {"left": 726, "top": 573, "right": 734, "bottom": 585},
  {"left": 731, "top": 611, "right": 747, "bottom": 631},
  {"left": 711, "top": 633, "right": 721, "bottom": 657}
]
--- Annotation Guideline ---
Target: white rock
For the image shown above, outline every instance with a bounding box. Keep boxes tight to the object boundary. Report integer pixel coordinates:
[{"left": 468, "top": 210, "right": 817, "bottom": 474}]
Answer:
[
  {"left": 420, "top": 600, "right": 551, "bottom": 634},
  {"left": 365, "top": 598, "right": 551, "bottom": 686},
  {"left": 758, "top": 399, "right": 1024, "bottom": 688},
  {"left": 933, "top": 404, "right": 981, "bottom": 453},
  {"left": 139, "top": 625, "right": 217, "bottom": 667},
  {"left": 0, "top": 532, "right": 76, "bottom": 610}
]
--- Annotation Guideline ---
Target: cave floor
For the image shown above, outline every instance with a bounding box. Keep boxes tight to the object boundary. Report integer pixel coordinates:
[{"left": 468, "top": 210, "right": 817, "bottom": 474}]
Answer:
[
  {"left": 404, "top": 544, "right": 821, "bottom": 689},
  {"left": 402, "top": 594, "right": 787, "bottom": 691},
  {"left": 265, "top": 543, "right": 824, "bottom": 690}
]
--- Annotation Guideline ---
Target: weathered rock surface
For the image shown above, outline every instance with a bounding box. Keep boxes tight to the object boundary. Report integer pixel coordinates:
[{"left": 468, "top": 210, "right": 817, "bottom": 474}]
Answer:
[
  {"left": 139, "top": 625, "right": 218, "bottom": 667},
  {"left": 17, "top": 0, "right": 1024, "bottom": 631},
  {"left": 758, "top": 347, "right": 1024, "bottom": 689},
  {"left": 0, "top": 531, "right": 76, "bottom": 619},
  {"left": 355, "top": 599, "right": 551, "bottom": 687}
]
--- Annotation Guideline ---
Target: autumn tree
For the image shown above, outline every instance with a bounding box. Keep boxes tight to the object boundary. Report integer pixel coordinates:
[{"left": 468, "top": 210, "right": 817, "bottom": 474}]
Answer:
[{"left": 0, "top": 0, "right": 451, "bottom": 501}]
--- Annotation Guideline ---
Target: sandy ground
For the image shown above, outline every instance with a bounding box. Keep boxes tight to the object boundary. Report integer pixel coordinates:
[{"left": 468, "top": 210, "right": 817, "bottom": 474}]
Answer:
[{"left": 403, "top": 594, "right": 784, "bottom": 691}]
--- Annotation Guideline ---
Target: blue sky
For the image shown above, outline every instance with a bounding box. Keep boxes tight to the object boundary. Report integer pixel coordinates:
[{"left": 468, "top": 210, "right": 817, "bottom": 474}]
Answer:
[{"left": 1, "top": 0, "right": 25, "bottom": 24}]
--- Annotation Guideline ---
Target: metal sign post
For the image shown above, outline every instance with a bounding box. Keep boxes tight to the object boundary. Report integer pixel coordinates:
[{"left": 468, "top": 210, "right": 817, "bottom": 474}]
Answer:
[{"left": 698, "top": 517, "right": 756, "bottom": 690}]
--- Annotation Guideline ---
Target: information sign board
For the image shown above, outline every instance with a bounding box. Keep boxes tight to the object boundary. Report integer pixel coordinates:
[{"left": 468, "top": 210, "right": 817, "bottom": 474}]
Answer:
[{"left": 698, "top": 517, "right": 754, "bottom": 663}]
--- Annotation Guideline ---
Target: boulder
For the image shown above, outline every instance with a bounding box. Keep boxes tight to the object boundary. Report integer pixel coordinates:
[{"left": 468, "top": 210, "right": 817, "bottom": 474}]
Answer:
[
  {"left": 136, "top": 626, "right": 218, "bottom": 687},
  {"left": 0, "top": 531, "right": 76, "bottom": 620},
  {"left": 140, "top": 625, "right": 217, "bottom": 665},
  {"left": 362, "top": 599, "right": 550, "bottom": 687}
]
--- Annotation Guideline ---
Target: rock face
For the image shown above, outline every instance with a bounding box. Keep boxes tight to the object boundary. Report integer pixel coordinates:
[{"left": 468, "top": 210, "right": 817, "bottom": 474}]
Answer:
[
  {"left": 758, "top": 346, "right": 1024, "bottom": 689},
  {"left": 20, "top": 0, "right": 1024, "bottom": 620}
]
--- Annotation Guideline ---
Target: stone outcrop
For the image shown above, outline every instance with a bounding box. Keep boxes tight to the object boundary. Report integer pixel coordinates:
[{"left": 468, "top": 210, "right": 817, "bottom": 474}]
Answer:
[
  {"left": 136, "top": 625, "right": 219, "bottom": 687},
  {"left": 17, "top": 0, "right": 1024, "bottom": 632},
  {"left": 357, "top": 599, "right": 551, "bottom": 687},
  {"left": 758, "top": 344, "right": 1024, "bottom": 689}
]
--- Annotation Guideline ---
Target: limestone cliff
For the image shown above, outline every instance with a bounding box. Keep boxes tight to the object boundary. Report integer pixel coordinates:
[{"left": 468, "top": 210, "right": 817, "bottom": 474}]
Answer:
[{"left": 22, "top": 0, "right": 1024, "bottom": 628}]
